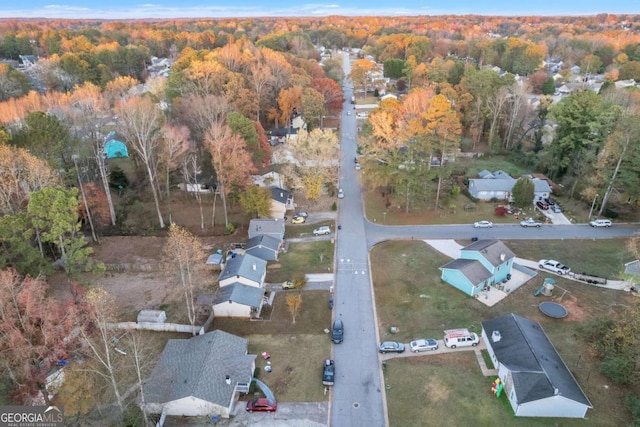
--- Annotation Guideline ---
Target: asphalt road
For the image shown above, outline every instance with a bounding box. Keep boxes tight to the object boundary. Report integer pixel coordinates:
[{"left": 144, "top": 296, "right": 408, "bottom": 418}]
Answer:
[{"left": 330, "top": 54, "right": 386, "bottom": 427}]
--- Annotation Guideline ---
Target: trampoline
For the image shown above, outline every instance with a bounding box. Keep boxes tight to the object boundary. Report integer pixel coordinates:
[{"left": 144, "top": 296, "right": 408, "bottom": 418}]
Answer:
[{"left": 539, "top": 301, "right": 568, "bottom": 319}]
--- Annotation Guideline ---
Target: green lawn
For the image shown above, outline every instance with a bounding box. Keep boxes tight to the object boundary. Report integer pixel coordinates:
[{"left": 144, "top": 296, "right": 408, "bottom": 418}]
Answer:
[
  {"left": 266, "top": 240, "right": 335, "bottom": 283},
  {"left": 213, "top": 290, "right": 332, "bottom": 403},
  {"left": 372, "top": 240, "right": 632, "bottom": 426}
]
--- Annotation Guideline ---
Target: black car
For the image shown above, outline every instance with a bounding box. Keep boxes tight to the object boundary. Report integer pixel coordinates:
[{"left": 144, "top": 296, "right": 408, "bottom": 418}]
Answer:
[
  {"left": 331, "top": 319, "right": 344, "bottom": 344},
  {"left": 536, "top": 200, "right": 549, "bottom": 210},
  {"left": 322, "top": 359, "right": 335, "bottom": 386}
]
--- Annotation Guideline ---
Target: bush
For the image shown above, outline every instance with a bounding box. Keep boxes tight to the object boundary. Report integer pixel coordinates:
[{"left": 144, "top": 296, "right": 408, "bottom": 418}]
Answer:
[
  {"left": 224, "top": 223, "right": 236, "bottom": 235},
  {"left": 600, "top": 352, "right": 634, "bottom": 384},
  {"left": 626, "top": 393, "right": 640, "bottom": 426},
  {"left": 331, "top": 202, "right": 337, "bottom": 211}
]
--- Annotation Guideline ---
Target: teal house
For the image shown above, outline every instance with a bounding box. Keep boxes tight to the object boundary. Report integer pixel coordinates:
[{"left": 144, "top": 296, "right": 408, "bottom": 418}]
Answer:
[
  {"left": 440, "top": 240, "right": 515, "bottom": 297},
  {"left": 103, "top": 131, "right": 129, "bottom": 159}
]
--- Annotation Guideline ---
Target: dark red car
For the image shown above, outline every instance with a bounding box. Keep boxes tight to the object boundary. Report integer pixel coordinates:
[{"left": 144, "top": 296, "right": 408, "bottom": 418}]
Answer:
[{"left": 246, "top": 398, "right": 277, "bottom": 413}]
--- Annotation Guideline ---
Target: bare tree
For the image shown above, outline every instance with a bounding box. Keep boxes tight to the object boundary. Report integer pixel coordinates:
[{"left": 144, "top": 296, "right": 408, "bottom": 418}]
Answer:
[
  {"left": 116, "top": 96, "right": 165, "bottom": 228},
  {"left": 159, "top": 124, "right": 190, "bottom": 223},
  {"left": 163, "top": 224, "right": 206, "bottom": 333},
  {"left": 181, "top": 153, "right": 206, "bottom": 230}
]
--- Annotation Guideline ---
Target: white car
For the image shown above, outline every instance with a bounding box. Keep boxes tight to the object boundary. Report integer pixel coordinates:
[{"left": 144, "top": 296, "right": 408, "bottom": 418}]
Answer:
[
  {"left": 409, "top": 339, "right": 439, "bottom": 353},
  {"left": 539, "top": 259, "right": 571, "bottom": 275},
  {"left": 590, "top": 219, "right": 612, "bottom": 227},
  {"left": 337, "top": 189, "right": 344, "bottom": 199},
  {"left": 473, "top": 220, "right": 493, "bottom": 228},
  {"left": 313, "top": 226, "right": 331, "bottom": 236}
]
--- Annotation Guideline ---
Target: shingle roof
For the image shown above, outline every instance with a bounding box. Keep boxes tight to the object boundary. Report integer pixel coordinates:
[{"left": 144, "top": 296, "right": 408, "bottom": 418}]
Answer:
[
  {"left": 462, "top": 240, "right": 515, "bottom": 267},
  {"left": 218, "top": 253, "right": 266, "bottom": 285},
  {"left": 624, "top": 260, "right": 640, "bottom": 276},
  {"left": 144, "top": 330, "right": 256, "bottom": 407},
  {"left": 482, "top": 314, "right": 591, "bottom": 407},
  {"left": 441, "top": 259, "right": 492, "bottom": 285},
  {"left": 245, "top": 234, "right": 281, "bottom": 252},
  {"left": 248, "top": 219, "right": 285, "bottom": 238},
  {"left": 469, "top": 178, "right": 515, "bottom": 192},
  {"left": 532, "top": 178, "right": 552, "bottom": 193},
  {"left": 271, "top": 187, "right": 290, "bottom": 204},
  {"left": 213, "top": 283, "right": 264, "bottom": 307}
]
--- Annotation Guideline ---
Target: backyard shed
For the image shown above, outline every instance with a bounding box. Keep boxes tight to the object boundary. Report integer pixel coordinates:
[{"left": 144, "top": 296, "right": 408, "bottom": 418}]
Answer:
[{"left": 137, "top": 310, "right": 167, "bottom": 324}]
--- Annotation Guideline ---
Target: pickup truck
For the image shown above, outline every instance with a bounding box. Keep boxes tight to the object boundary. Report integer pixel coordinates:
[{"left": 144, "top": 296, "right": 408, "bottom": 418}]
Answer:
[
  {"left": 539, "top": 259, "right": 571, "bottom": 275},
  {"left": 520, "top": 218, "right": 542, "bottom": 227},
  {"left": 322, "top": 359, "right": 335, "bottom": 386}
]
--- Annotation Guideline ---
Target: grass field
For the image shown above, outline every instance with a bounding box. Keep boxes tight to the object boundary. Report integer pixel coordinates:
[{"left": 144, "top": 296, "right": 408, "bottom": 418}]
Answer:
[
  {"left": 212, "top": 290, "right": 332, "bottom": 403},
  {"left": 266, "top": 240, "right": 335, "bottom": 283},
  {"left": 371, "top": 240, "right": 632, "bottom": 426}
]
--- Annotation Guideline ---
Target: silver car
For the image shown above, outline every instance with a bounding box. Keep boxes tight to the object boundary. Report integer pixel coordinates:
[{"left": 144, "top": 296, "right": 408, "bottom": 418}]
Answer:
[{"left": 409, "top": 339, "right": 439, "bottom": 353}]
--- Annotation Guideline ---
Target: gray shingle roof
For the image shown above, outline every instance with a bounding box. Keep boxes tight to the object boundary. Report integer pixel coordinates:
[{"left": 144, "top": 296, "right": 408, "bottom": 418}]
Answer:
[
  {"left": 462, "top": 240, "right": 515, "bottom": 267},
  {"left": 218, "top": 253, "right": 266, "bottom": 285},
  {"left": 245, "top": 234, "right": 281, "bottom": 252},
  {"left": 482, "top": 314, "right": 591, "bottom": 407},
  {"left": 271, "top": 187, "right": 290, "bottom": 204},
  {"left": 144, "top": 330, "right": 256, "bottom": 407},
  {"left": 248, "top": 219, "right": 285, "bottom": 239},
  {"left": 624, "top": 260, "right": 640, "bottom": 276},
  {"left": 441, "top": 259, "right": 492, "bottom": 285},
  {"left": 213, "top": 283, "right": 264, "bottom": 307},
  {"left": 469, "top": 178, "right": 515, "bottom": 192},
  {"left": 532, "top": 179, "right": 552, "bottom": 193}
]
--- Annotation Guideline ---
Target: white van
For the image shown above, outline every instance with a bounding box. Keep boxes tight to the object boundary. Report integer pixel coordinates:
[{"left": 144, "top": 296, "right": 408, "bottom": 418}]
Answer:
[{"left": 443, "top": 329, "right": 479, "bottom": 349}]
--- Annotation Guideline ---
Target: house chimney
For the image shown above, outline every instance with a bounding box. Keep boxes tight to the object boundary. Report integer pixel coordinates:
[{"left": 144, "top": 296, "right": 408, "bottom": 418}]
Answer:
[
  {"left": 280, "top": 192, "right": 284, "bottom": 198},
  {"left": 225, "top": 375, "right": 231, "bottom": 385},
  {"left": 491, "top": 330, "right": 502, "bottom": 343},
  {"left": 253, "top": 263, "right": 256, "bottom": 271}
]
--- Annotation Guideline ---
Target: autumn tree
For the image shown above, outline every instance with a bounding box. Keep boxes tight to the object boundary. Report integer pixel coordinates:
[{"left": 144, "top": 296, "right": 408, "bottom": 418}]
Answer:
[
  {"left": 204, "top": 122, "right": 255, "bottom": 227},
  {"left": 0, "top": 269, "right": 83, "bottom": 404},
  {"left": 286, "top": 129, "right": 339, "bottom": 201},
  {"left": 239, "top": 186, "right": 272, "bottom": 218},
  {"left": 301, "top": 87, "right": 326, "bottom": 130},
  {"left": 163, "top": 224, "right": 206, "bottom": 332},
  {"left": 286, "top": 292, "right": 302, "bottom": 324},
  {"left": 348, "top": 59, "right": 376, "bottom": 97},
  {"left": 116, "top": 96, "right": 166, "bottom": 228},
  {"left": 309, "top": 77, "right": 344, "bottom": 111},
  {"left": 0, "top": 144, "right": 59, "bottom": 216}
]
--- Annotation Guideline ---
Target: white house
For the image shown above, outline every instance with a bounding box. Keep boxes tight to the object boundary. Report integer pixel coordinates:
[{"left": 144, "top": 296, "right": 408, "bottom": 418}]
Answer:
[
  {"left": 248, "top": 218, "right": 285, "bottom": 241},
  {"left": 218, "top": 253, "right": 266, "bottom": 288},
  {"left": 270, "top": 187, "right": 294, "bottom": 219},
  {"left": 212, "top": 283, "right": 265, "bottom": 318},
  {"left": 482, "top": 313, "right": 592, "bottom": 418},
  {"left": 142, "top": 330, "right": 256, "bottom": 419},
  {"left": 468, "top": 170, "right": 551, "bottom": 201}
]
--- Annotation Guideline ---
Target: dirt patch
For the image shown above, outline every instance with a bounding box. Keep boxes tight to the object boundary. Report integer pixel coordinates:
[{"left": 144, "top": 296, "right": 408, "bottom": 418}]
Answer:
[{"left": 556, "top": 293, "right": 587, "bottom": 323}]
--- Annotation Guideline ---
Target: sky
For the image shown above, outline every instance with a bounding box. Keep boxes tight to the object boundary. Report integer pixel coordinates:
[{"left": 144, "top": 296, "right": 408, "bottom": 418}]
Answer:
[{"left": 0, "top": 0, "right": 638, "bottom": 20}]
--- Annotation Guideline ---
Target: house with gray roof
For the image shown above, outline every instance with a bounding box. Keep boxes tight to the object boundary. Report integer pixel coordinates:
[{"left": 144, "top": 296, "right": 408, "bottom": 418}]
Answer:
[
  {"left": 213, "top": 283, "right": 265, "bottom": 318},
  {"left": 218, "top": 253, "right": 266, "bottom": 288},
  {"left": 270, "top": 187, "right": 294, "bottom": 219},
  {"left": 142, "top": 330, "right": 256, "bottom": 418},
  {"left": 440, "top": 240, "right": 515, "bottom": 297},
  {"left": 468, "top": 171, "right": 551, "bottom": 201},
  {"left": 482, "top": 313, "right": 592, "bottom": 418},
  {"left": 248, "top": 218, "right": 285, "bottom": 240},
  {"left": 245, "top": 234, "right": 282, "bottom": 261}
]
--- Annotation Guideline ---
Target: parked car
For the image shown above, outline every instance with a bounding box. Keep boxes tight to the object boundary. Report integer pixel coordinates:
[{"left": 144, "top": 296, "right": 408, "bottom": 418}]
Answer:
[
  {"left": 539, "top": 259, "right": 571, "bottom": 275},
  {"left": 337, "top": 188, "right": 344, "bottom": 199},
  {"left": 246, "top": 398, "right": 277, "bottom": 412},
  {"left": 536, "top": 200, "right": 549, "bottom": 210},
  {"left": 347, "top": 111, "right": 351, "bottom": 116},
  {"left": 355, "top": 163, "right": 361, "bottom": 171},
  {"left": 590, "top": 219, "right": 612, "bottom": 227},
  {"left": 545, "top": 197, "right": 556, "bottom": 206},
  {"left": 282, "top": 280, "right": 295, "bottom": 290},
  {"left": 520, "top": 218, "right": 542, "bottom": 227},
  {"left": 295, "top": 211, "right": 309, "bottom": 218},
  {"left": 313, "top": 226, "right": 331, "bottom": 236},
  {"left": 331, "top": 319, "right": 344, "bottom": 344},
  {"left": 473, "top": 220, "right": 493, "bottom": 228},
  {"left": 378, "top": 341, "right": 405, "bottom": 354},
  {"left": 322, "top": 359, "right": 335, "bottom": 386},
  {"left": 409, "top": 339, "right": 439, "bottom": 353},
  {"left": 552, "top": 205, "right": 563, "bottom": 213},
  {"left": 443, "top": 329, "right": 480, "bottom": 349},
  {"left": 292, "top": 215, "right": 306, "bottom": 224}
]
